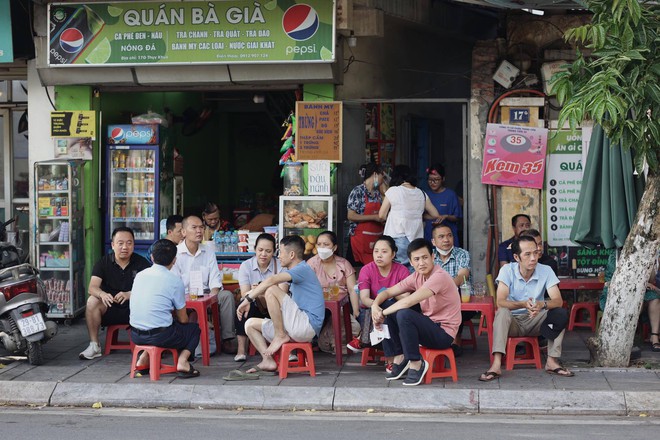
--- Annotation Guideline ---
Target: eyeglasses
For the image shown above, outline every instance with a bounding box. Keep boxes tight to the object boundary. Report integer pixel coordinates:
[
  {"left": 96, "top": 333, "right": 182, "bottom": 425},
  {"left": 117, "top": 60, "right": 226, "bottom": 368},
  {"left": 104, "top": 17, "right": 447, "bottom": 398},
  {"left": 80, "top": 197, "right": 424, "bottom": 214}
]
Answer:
[{"left": 428, "top": 178, "right": 442, "bottom": 184}]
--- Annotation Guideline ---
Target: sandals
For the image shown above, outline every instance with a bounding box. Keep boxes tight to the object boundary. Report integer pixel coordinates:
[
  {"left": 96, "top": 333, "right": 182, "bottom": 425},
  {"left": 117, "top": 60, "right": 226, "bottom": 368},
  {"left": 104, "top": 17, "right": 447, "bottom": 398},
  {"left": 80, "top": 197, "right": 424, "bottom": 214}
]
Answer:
[
  {"left": 651, "top": 333, "right": 660, "bottom": 352},
  {"left": 546, "top": 366, "right": 575, "bottom": 377},
  {"left": 177, "top": 364, "right": 200, "bottom": 379},
  {"left": 478, "top": 370, "right": 500, "bottom": 382}
]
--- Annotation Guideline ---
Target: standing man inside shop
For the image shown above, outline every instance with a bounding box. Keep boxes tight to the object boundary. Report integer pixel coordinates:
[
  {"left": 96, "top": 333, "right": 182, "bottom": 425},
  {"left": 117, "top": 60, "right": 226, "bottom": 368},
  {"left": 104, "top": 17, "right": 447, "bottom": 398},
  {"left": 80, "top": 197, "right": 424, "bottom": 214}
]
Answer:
[
  {"left": 498, "top": 214, "right": 532, "bottom": 267},
  {"left": 79, "top": 227, "right": 151, "bottom": 360},
  {"left": 423, "top": 164, "right": 462, "bottom": 247},
  {"left": 171, "top": 215, "right": 237, "bottom": 354}
]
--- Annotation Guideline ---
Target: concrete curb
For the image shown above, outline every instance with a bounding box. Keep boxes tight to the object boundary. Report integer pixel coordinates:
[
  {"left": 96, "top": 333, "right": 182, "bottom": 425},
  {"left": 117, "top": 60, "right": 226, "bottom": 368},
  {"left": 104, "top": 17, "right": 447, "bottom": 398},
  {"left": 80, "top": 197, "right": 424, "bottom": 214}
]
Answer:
[{"left": 3, "top": 381, "right": 659, "bottom": 415}]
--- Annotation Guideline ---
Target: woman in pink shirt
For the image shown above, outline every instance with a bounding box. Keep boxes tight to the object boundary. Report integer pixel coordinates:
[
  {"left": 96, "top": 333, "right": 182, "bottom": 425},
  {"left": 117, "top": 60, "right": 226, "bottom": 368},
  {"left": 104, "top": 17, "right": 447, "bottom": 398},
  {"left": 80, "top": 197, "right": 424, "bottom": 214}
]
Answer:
[{"left": 371, "top": 238, "right": 461, "bottom": 386}]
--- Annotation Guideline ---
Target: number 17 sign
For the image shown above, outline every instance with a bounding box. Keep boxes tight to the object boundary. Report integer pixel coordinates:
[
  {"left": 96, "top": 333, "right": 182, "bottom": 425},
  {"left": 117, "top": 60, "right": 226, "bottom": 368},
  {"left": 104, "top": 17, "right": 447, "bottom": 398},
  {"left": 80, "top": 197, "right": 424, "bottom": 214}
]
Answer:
[{"left": 480, "top": 123, "right": 548, "bottom": 189}]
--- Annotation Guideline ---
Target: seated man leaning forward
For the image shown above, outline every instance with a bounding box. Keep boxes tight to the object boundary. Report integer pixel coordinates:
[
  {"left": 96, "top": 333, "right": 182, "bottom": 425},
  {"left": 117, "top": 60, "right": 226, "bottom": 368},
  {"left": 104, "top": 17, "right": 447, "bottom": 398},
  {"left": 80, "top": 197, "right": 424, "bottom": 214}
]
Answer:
[
  {"left": 80, "top": 227, "right": 151, "bottom": 360},
  {"left": 236, "top": 235, "right": 325, "bottom": 375},
  {"left": 371, "top": 238, "right": 461, "bottom": 386},
  {"left": 130, "top": 239, "right": 201, "bottom": 378},
  {"left": 479, "top": 235, "right": 574, "bottom": 382}
]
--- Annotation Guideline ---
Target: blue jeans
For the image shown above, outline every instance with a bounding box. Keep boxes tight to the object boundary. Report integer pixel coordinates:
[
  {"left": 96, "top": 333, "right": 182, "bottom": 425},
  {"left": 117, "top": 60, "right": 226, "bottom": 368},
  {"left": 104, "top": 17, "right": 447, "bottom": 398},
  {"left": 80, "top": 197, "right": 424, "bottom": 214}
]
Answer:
[
  {"left": 393, "top": 236, "right": 412, "bottom": 273},
  {"left": 382, "top": 308, "right": 453, "bottom": 361}
]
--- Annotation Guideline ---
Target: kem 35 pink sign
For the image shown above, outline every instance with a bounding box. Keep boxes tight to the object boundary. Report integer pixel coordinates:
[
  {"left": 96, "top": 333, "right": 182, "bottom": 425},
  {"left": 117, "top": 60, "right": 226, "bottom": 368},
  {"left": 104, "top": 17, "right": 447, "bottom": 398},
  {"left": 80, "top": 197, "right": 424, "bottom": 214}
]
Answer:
[{"left": 481, "top": 123, "right": 548, "bottom": 189}]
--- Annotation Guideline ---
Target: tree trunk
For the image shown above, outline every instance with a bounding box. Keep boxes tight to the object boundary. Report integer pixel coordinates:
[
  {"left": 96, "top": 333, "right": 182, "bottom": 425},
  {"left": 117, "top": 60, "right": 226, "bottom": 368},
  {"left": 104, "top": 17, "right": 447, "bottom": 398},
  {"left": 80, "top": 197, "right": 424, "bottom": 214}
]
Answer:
[{"left": 595, "top": 172, "right": 660, "bottom": 367}]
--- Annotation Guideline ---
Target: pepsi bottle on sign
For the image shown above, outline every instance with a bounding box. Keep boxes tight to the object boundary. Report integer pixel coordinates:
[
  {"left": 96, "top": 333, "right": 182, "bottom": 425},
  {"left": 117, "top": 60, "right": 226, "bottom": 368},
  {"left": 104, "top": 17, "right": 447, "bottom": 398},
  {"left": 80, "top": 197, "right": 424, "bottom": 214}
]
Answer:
[{"left": 49, "top": 5, "right": 105, "bottom": 65}]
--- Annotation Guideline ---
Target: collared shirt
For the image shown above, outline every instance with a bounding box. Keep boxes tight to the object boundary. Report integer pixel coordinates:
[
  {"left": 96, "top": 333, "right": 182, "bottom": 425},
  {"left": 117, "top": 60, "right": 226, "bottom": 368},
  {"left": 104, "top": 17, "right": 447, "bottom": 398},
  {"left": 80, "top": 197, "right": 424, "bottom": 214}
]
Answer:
[
  {"left": 347, "top": 183, "right": 382, "bottom": 236},
  {"left": 496, "top": 262, "right": 559, "bottom": 315},
  {"left": 497, "top": 237, "right": 515, "bottom": 264},
  {"left": 171, "top": 241, "right": 222, "bottom": 290},
  {"left": 91, "top": 252, "right": 151, "bottom": 299},
  {"left": 433, "top": 246, "right": 472, "bottom": 293},
  {"left": 238, "top": 256, "right": 281, "bottom": 287},
  {"left": 130, "top": 264, "right": 186, "bottom": 330}
]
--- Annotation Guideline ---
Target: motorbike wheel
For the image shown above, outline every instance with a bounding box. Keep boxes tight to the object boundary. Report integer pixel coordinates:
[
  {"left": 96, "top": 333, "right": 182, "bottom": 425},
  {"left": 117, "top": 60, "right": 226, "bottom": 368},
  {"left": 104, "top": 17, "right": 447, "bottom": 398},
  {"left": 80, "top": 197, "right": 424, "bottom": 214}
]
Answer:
[{"left": 27, "top": 341, "right": 44, "bottom": 366}]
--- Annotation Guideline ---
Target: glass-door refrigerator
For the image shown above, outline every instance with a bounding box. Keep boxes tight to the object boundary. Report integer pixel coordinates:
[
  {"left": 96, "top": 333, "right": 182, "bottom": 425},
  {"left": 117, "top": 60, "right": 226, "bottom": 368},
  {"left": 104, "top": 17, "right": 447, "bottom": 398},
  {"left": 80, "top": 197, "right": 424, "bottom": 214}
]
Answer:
[{"left": 106, "top": 124, "right": 166, "bottom": 257}]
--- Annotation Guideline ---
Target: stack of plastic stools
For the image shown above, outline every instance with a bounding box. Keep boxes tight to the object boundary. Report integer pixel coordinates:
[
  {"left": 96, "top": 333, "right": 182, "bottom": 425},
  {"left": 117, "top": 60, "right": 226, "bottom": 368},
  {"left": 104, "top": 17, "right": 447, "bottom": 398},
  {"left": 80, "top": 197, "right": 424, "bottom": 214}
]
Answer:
[
  {"left": 360, "top": 347, "right": 386, "bottom": 366},
  {"left": 505, "top": 337, "right": 542, "bottom": 370},
  {"left": 103, "top": 324, "right": 134, "bottom": 355},
  {"left": 568, "top": 302, "right": 598, "bottom": 331},
  {"left": 130, "top": 345, "right": 179, "bottom": 381},
  {"left": 275, "top": 342, "right": 316, "bottom": 379},
  {"left": 420, "top": 346, "right": 458, "bottom": 383}
]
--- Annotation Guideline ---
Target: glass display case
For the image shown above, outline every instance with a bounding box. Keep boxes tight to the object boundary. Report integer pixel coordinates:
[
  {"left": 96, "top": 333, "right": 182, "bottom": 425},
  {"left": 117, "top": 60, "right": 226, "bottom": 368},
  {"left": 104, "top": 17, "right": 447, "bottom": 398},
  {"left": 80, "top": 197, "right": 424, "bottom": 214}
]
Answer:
[
  {"left": 34, "top": 160, "right": 86, "bottom": 319},
  {"left": 279, "top": 196, "right": 336, "bottom": 259}
]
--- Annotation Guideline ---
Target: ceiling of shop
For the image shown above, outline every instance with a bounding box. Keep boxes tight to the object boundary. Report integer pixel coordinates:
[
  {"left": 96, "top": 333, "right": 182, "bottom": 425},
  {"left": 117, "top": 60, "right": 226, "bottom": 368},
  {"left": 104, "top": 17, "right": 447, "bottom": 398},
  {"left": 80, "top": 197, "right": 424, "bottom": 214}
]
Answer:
[{"left": 447, "top": 0, "right": 586, "bottom": 10}]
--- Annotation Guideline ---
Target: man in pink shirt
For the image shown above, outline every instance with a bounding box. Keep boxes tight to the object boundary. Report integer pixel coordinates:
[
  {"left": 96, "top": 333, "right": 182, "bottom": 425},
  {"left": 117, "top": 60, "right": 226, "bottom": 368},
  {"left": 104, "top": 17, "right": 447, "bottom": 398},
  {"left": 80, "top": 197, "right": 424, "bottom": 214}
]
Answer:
[{"left": 371, "top": 238, "right": 461, "bottom": 386}]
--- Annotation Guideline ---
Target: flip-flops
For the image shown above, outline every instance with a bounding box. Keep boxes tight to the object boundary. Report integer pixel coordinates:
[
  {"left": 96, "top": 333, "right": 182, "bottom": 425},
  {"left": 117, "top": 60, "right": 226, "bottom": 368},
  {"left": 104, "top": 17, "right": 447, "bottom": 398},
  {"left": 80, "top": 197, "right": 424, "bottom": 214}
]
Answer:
[
  {"left": 245, "top": 365, "right": 277, "bottom": 376},
  {"left": 545, "top": 367, "right": 575, "bottom": 377},
  {"left": 223, "top": 369, "right": 259, "bottom": 381},
  {"left": 134, "top": 366, "right": 150, "bottom": 376},
  {"left": 478, "top": 370, "right": 500, "bottom": 382},
  {"left": 177, "top": 365, "right": 200, "bottom": 379}
]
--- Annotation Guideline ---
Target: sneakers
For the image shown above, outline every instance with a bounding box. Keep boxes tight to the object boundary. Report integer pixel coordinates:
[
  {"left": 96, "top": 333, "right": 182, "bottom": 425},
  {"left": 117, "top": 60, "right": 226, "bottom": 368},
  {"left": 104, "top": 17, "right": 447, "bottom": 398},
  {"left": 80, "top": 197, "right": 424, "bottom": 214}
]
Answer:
[
  {"left": 234, "top": 354, "right": 247, "bottom": 362},
  {"left": 403, "top": 360, "right": 429, "bottom": 386},
  {"left": 288, "top": 353, "right": 299, "bottom": 362},
  {"left": 347, "top": 337, "right": 365, "bottom": 353},
  {"left": 385, "top": 360, "right": 410, "bottom": 381},
  {"left": 385, "top": 362, "right": 393, "bottom": 374},
  {"left": 79, "top": 342, "right": 101, "bottom": 360}
]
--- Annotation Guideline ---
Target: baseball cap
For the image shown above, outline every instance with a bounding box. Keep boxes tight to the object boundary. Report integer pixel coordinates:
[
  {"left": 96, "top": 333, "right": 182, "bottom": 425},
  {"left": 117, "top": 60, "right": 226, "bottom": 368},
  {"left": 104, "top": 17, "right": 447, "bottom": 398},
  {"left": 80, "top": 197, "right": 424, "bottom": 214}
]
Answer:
[{"left": 540, "top": 307, "right": 568, "bottom": 340}]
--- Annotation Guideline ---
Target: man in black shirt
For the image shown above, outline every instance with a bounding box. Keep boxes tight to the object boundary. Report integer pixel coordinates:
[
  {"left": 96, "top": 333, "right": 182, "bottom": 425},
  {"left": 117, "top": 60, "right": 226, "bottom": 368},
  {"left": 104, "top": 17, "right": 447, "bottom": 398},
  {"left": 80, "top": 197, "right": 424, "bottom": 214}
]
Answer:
[{"left": 79, "top": 227, "right": 151, "bottom": 360}]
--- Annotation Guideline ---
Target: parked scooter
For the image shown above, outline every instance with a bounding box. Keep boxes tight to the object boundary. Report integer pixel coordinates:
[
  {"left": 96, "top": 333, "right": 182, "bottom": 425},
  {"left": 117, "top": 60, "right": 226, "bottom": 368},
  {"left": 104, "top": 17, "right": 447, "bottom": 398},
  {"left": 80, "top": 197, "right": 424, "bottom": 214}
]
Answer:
[{"left": 0, "top": 217, "right": 57, "bottom": 365}]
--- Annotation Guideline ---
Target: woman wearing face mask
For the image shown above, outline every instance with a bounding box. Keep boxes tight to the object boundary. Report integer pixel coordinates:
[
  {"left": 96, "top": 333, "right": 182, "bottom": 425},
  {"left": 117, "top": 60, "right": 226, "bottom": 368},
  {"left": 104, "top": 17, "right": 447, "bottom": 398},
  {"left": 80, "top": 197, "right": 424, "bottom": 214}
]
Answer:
[
  {"left": 307, "top": 231, "right": 359, "bottom": 318},
  {"left": 233, "top": 233, "right": 283, "bottom": 362},
  {"left": 202, "top": 202, "right": 231, "bottom": 242},
  {"left": 347, "top": 163, "right": 388, "bottom": 265}
]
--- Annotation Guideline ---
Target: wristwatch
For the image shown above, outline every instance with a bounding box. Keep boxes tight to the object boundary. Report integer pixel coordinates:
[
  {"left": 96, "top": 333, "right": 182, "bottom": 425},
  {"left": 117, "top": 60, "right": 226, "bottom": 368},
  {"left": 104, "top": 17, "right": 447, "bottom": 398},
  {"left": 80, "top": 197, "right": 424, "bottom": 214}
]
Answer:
[
  {"left": 246, "top": 294, "right": 254, "bottom": 303},
  {"left": 543, "top": 301, "right": 548, "bottom": 310}
]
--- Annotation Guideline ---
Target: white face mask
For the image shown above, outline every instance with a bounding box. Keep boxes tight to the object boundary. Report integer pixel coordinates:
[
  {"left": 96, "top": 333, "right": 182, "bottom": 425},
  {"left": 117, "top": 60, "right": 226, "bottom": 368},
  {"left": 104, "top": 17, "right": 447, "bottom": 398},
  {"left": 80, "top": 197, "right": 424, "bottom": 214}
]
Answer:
[
  {"left": 437, "top": 246, "right": 453, "bottom": 256},
  {"left": 317, "top": 247, "right": 334, "bottom": 260}
]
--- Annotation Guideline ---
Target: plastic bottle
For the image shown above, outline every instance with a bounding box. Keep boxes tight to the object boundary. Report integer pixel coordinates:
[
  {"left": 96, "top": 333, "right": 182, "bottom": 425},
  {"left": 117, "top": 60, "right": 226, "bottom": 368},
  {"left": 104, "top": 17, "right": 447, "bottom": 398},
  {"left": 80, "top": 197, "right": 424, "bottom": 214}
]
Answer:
[
  {"left": 126, "top": 177, "right": 133, "bottom": 194},
  {"left": 231, "top": 231, "right": 239, "bottom": 253}
]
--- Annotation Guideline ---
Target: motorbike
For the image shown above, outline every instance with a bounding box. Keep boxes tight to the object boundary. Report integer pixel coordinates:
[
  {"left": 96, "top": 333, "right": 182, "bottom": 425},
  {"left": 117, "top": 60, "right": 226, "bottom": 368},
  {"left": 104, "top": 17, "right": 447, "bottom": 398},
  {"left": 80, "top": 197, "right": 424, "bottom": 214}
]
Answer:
[{"left": 0, "top": 217, "right": 57, "bottom": 365}]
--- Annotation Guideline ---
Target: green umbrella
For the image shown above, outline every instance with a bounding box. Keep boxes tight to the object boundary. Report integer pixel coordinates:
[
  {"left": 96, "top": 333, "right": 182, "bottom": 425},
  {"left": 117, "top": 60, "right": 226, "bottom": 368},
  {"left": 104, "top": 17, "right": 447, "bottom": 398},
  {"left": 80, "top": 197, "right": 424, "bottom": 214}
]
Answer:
[{"left": 570, "top": 124, "right": 644, "bottom": 249}]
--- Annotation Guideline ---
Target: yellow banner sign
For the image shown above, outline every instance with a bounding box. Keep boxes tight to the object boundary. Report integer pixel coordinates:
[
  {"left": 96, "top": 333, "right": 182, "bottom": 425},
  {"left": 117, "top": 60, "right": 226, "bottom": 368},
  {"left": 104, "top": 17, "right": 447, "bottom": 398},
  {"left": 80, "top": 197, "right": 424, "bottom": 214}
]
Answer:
[{"left": 51, "top": 111, "right": 97, "bottom": 139}]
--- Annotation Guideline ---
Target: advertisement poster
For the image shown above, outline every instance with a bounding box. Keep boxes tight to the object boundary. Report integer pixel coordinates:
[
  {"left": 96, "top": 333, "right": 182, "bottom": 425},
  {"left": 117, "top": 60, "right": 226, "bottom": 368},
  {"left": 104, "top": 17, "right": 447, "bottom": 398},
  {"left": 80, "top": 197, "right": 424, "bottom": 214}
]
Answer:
[
  {"left": 545, "top": 130, "right": 582, "bottom": 246},
  {"left": 51, "top": 110, "right": 97, "bottom": 138},
  {"left": 307, "top": 160, "right": 330, "bottom": 195},
  {"left": 481, "top": 123, "right": 548, "bottom": 189},
  {"left": 0, "top": 0, "right": 13, "bottom": 63},
  {"left": 295, "top": 101, "right": 342, "bottom": 162},
  {"left": 48, "top": 1, "right": 336, "bottom": 66},
  {"left": 54, "top": 138, "right": 93, "bottom": 160}
]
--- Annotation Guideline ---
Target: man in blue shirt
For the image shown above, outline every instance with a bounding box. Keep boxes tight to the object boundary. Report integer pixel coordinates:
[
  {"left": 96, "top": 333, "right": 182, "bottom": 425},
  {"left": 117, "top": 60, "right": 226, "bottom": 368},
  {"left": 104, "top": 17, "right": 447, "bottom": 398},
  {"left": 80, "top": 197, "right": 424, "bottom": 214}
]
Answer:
[
  {"left": 237, "top": 235, "right": 324, "bottom": 374},
  {"left": 130, "top": 239, "right": 201, "bottom": 379},
  {"left": 479, "top": 235, "right": 574, "bottom": 382}
]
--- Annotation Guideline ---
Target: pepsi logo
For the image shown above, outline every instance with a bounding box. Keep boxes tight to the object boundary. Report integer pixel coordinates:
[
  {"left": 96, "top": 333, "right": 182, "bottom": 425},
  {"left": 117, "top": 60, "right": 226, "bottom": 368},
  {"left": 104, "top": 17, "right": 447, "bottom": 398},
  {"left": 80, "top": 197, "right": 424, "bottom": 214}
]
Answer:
[
  {"left": 60, "top": 28, "right": 85, "bottom": 53},
  {"left": 110, "top": 127, "right": 124, "bottom": 142},
  {"left": 282, "top": 4, "right": 319, "bottom": 41}
]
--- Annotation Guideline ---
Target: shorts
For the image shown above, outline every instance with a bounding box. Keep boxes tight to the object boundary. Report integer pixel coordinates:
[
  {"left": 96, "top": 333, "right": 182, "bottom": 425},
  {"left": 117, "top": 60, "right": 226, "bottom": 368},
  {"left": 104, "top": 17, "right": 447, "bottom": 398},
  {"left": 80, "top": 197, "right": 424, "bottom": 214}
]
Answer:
[
  {"left": 261, "top": 295, "right": 316, "bottom": 343},
  {"left": 101, "top": 304, "right": 130, "bottom": 326}
]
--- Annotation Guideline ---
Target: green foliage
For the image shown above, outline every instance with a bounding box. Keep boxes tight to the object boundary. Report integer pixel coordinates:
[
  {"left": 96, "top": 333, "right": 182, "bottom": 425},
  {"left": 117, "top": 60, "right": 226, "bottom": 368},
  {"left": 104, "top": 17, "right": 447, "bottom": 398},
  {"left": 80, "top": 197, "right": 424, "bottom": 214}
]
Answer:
[{"left": 552, "top": 0, "right": 659, "bottom": 172}]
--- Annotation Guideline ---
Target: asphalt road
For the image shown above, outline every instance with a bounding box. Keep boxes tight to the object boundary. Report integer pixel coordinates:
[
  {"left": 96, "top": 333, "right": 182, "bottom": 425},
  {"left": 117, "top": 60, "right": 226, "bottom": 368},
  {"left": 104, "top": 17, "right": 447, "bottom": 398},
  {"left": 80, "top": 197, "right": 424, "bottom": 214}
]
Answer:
[{"left": 0, "top": 408, "right": 657, "bottom": 439}]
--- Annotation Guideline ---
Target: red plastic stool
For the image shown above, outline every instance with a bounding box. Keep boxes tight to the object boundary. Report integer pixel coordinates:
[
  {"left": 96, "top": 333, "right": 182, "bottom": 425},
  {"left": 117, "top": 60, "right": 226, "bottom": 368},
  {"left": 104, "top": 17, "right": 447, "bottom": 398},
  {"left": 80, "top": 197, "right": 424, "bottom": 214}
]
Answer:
[
  {"left": 103, "top": 324, "right": 134, "bottom": 355},
  {"left": 505, "top": 337, "right": 542, "bottom": 370},
  {"left": 477, "top": 314, "right": 489, "bottom": 336},
  {"left": 568, "top": 302, "right": 598, "bottom": 331},
  {"left": 274, "top": 342, "right": 316, "bottom": 379},
  {"left": 248, "top": 342, "right": 257, "bottom": 356},
  {"left": 360, "top": 347, "right": 386, "bottom": 366},
  {"left": 130, "top": 345, "right": 179, "bottom": 381},
  {"left": 460, "top": 320, "right": 477, "bottom": 350},
  {"left": 420, "top": 346, "right": 458, "bottom": 383}
]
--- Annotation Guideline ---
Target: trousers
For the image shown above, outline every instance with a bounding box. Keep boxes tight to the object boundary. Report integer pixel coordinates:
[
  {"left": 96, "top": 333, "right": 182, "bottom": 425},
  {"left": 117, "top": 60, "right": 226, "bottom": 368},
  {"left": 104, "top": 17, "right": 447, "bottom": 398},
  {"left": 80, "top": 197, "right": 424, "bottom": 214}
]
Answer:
[{"left": 491, "top": 308, "right": 565, "bottom": 358}]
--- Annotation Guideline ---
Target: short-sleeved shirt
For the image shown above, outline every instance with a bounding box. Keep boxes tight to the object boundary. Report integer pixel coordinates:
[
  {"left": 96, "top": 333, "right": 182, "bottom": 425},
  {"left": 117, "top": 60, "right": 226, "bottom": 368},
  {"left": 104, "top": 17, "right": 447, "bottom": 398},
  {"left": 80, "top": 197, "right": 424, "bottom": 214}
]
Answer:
[
  {"left": 284, "top": 261, "right": 325, "bottom": 335},
  {"left": 497, "top": 237, "right": 515, "bottom": 264},
  {"left": 424, "top": 189, "right": 462, "bottom": 246},
  {"left": 496, "top": 262, "right": 560, "bottom": 315},
  {"left": 383, "top": 185, "right": 426, "bottom": 241},
  {"left": 171, "top": 241, "right": 222, "bottom": 290},
  {"left": 358, "top": 261, "right": 411, "bottom": 301},
  {"left": 347, "top": 183, "right": 382, "bottom": 236},
  {"left": 91, "top": 252, "right": 151, "bottom": 308},
  {"left": 433, "top": 246, "right": 471, "bottom": 292},
  {"left": 394, "top": 265, "right": 462, "bottom": 338},
  {"left": 238, "top": 256, "right": 281, "bottom": 288},
  {"left": 307, "top": 254, "right": 355, "bottom": 296},
  {"left": 130, "top": 264, "right": 186, "bottom": 330}
]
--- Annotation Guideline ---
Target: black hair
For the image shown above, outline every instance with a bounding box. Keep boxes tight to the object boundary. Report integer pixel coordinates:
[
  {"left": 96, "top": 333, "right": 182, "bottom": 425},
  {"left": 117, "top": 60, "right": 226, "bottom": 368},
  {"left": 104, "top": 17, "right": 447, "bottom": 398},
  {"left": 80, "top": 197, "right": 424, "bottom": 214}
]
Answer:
[
  {"left": 280, "top": 235, "right": 305, "bottom": 259},
  {"left": 390, "top": 164, "right": 417, "bottom": 187},
  {"left": 166, "top": 214, "right": 184, "bottom": 232},
  {"left": 318, "top": 230, "right": 337, "bottom": 246},
  {"left": 358, "top": 162, "right": 383, "bottom": 181},
  {"left": 520, "top": 228, "right": 541, "bottom": 238},
  {"left": 112, "top": 226, "right": 134, "bottom": 240},
  {"left": 151, "top": 239, "right": 178, "bottom": 266},
  {"left": 511, "top": 214, "right": 531, "bottom": 227},
  {"left": 427, "top": 163, "right": 445, "bottom": 177},
  {"left": 255, "top": 233, "right": 276, "bottom": 249},
  {"left": 203, "top": 202, "right": 219, "bottom": 215},
  {"left": 407, "top": 238, "right": 433, "bottom": 258},
  {"left": 374, "top": 235, "right": 397, "bottom": 254},
  {"left": 431, "top": 223, "right": 453, "bottom": 235},
  {"left": 511, "top": 235, "right": 537, "bottom": 256}
]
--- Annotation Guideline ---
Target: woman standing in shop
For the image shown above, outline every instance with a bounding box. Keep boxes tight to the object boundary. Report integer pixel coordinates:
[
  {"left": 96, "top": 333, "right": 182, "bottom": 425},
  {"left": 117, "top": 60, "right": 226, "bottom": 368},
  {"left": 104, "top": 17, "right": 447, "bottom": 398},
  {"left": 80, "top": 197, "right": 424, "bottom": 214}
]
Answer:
[
  {"left": 347, "top": 163, "right": 387, "bottom": 265},
  {"left": 233, "top": 233, "right": 282, "bottom": 362},
  {"left": 423, "top": 163, "right": 462, "bottom": 247},
  {"left": 202, "top": 202, "right": 231, "bottom": 242},
  {"left": 379, "top": 165, "right": 443, "bottom": 270}
]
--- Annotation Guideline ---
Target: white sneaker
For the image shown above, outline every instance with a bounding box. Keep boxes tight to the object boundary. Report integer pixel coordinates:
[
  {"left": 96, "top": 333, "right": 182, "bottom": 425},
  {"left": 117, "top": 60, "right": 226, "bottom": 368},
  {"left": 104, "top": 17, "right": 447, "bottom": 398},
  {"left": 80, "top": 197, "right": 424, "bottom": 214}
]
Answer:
[
  {"left": 234, "top": 354, "right": 247, "bottom": 362},
  {"left": 288, "top": 353, "right": 299, "bottom": 362},
  {"left": 79, "top": 342, "right": 102, "bottom": 360}
]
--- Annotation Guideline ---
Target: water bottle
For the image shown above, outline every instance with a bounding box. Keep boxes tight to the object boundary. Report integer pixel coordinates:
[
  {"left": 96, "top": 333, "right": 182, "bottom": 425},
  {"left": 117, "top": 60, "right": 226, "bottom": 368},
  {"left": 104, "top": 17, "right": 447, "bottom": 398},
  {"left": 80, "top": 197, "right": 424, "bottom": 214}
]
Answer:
[
  {"left": 213, "top": 231, "right": 222, "bottom": 252},
  {"left": 223, "top": 231, "right": 231, "bottom": 253},
  {"left": 231, "top": 231, "right": 239, "bottom": 252}
]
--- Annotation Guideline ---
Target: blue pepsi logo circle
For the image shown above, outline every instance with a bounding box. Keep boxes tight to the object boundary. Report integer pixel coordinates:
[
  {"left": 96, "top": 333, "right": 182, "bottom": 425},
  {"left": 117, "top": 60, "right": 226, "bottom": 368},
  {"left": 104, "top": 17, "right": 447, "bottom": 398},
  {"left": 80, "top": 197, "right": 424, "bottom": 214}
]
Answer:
[
  {"left": 60, "top": 28, "right": 85, "bottom": 53},
  {"left": 282, "top": 4, "right": 319, "bottom": 41},
  {"left": 110, "top": 127, "right": 124, "bottom": 142}
]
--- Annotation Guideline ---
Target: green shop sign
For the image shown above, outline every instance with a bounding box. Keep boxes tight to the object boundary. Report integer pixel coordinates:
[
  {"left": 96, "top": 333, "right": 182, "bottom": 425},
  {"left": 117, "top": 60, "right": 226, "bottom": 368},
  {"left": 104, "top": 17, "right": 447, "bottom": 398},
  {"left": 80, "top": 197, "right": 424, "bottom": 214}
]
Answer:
[
  {"left": 0, "top": 0, "right": 14, "bottom": 63},
  {"left": 48, "top": 1, "right": 335, "bottom": 67}
]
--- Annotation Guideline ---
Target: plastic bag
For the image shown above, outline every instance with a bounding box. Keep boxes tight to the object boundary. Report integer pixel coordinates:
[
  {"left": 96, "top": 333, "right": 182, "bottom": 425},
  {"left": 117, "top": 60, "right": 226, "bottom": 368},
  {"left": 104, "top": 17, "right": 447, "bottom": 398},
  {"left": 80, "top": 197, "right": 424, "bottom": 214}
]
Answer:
[{"left": 132, "top": 111, "right": 168, "bottom": 127}]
